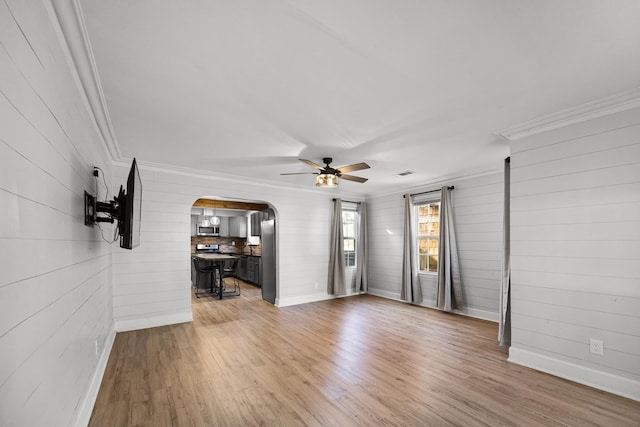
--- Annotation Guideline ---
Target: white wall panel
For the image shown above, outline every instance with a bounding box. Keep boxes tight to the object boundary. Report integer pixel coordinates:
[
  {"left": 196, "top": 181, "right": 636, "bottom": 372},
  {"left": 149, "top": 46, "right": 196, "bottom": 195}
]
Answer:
[
  {"left": 515, "top": 123, "right": 640, "bottom": 167},
  {"left": 512, "top": 163, "right": 638, "bottom": 195},
  {"left": 367, "top": 172, "right": 504, "bottom": 321},
  {"left": 0, "top": 2, "right": 114, "bottom": 426},
  {"left": 509, "top": 105, "right": 640, "bottom": 399},
  {"left": 511, "top": 313, "right": 640, "bottom": 359},
  {"left": 514, "top": 144, "right": 640, "bottom": 182},
  {"left": 513, "top": 270, "right": 639, "bottom": 297},
  {"left": 513, "top": 298, "right": 639, "bottom": 337},
  {"left": 512, "top": 329, "right": 639, "bottom": 381},
  {"left": 511, "top": 222, "right": 640, "bottom": 242}
]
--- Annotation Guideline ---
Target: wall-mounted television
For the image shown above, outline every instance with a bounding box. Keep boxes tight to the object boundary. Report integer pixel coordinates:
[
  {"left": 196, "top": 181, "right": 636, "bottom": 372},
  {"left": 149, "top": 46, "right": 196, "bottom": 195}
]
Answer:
[
  {"left": 119, "top": 159, "right": 142, "bottom": 249},
  {"left": 84, "top": 158, "right": 142, "bottom": 249}
]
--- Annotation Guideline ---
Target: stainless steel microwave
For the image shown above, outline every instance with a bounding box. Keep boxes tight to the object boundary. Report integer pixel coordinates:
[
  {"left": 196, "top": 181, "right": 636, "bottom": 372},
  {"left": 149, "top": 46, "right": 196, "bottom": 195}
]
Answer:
[{"left": 197, "top": 225, "right": 219, "bottom": 236}]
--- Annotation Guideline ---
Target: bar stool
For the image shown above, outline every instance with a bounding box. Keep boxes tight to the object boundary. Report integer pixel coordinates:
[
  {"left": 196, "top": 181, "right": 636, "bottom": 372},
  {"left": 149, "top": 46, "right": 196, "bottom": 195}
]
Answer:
[
  {"left": 192, "top": 257, "right": 217, "bottom": 298},
  {"left": 221, "top": 258, "right": 240, "bottom": 296}
]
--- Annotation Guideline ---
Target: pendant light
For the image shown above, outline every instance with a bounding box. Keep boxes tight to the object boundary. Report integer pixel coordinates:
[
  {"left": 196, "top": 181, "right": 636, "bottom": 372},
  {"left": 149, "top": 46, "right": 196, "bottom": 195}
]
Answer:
[{"left": 210, "top": 198, "right": 221, "bottom": 225}]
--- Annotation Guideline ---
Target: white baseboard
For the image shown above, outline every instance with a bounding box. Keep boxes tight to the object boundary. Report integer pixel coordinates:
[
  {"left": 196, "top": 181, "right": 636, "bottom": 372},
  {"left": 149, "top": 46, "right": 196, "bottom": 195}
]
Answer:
[
  {"left": 509, "top": 346, "right": 640, "bottom": 402},
  {"left": 454, "top": 307, "right": 499, "bottom": 323},
  {"left": 366, "top": 289, "right": 498, "bottom": 323},
  {"left": 276, "top": 293, "right": 332, "bottom": 307},
  {"left": 73, "top": 328, "right": 116, "bottom": 427},
  {"left": 276, "top": 290, "right": 364, "bottom": 307},
  {"left": 114, "top": 311, "right": 193, "bottom": 332},
  {"left": 366, "top": 288, "right": 402, "bottom": 301}
]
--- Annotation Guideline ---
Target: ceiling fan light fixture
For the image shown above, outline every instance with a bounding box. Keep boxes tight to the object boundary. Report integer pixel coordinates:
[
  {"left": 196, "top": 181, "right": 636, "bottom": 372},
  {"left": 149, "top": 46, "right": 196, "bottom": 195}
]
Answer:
[
  {"left": 316, "top": 173, "right": 338, "bottom": 188},
  {"left": 282, "top": 158, "right": 368, "bottom": 187}
]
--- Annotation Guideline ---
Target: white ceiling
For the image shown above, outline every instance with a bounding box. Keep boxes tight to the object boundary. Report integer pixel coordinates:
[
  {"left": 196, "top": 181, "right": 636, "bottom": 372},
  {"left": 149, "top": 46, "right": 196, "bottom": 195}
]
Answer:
[{"left": 80, "top": 0, "right": 640, "bottom": 196}]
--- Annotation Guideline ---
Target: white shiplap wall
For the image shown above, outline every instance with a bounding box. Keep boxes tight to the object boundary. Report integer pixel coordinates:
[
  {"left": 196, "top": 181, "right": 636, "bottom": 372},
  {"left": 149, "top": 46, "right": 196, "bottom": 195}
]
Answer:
[
  {"left": 0, "top": 2, "right": 115, "bottom": 426},
  {"left": 453, "top": 174, "right": 504, "bottom": 318},
  {"left": 111, "top": 166, "right": 192, "bottom": 331},
  {"left": 509, "top": 106, "right": 640, "bottom": 400},
  {"left": 111, "top": 164, "right": 361, "bottom": 330},
  {"left": 367, "top": 172, "right": 504, "bottom": 321}
]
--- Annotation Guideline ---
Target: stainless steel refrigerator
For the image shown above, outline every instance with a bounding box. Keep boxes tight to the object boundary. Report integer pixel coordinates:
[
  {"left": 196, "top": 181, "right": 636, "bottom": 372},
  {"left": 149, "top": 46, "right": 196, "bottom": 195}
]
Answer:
[{"left": 261, "top": 209, "right": 276, "bottom": 304}]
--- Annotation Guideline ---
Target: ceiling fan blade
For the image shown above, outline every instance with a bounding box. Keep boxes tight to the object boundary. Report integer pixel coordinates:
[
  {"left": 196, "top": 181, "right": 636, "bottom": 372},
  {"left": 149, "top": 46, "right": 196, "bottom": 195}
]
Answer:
[
  {"left": 299, "top": 159, "right": 324, "bottom": 170},
  {"left": 340, "top": 174, "right": 368, "bottom": 183},
  {"left": 336, "top": 162, "right": 370, "bottom": 173},
  {"left": 280, "top": 172, "right": 318, "bottom": 175}
]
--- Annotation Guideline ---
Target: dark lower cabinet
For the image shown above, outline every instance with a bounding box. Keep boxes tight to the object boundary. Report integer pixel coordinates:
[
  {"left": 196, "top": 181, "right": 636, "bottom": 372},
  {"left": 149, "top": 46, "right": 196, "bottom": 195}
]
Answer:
[
  {"left": 237, "top": 256, "right": 248, "bottom": 281},
  {"left": 237, "top": 255, "right": 261, "bottom": 285},
  {"left": 247, "top": 256, "right": 261, "bottom": 285}
]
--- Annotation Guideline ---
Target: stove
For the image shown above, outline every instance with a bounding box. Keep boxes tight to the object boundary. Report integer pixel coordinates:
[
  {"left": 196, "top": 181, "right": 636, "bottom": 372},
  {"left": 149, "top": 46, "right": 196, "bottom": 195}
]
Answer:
[{"left": 196, "top": 243, "right": 220, "bottom": 253}]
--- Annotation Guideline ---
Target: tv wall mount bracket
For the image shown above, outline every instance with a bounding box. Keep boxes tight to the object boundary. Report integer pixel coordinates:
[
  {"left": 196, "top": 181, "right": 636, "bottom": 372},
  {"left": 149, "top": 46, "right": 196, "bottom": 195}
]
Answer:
[{"left": 84, "top": 191, "right": 123, "bottom": 226}]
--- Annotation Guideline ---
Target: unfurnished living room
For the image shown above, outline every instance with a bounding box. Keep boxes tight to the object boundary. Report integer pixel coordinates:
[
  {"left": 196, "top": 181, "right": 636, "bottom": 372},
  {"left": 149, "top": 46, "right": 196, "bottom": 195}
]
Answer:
[{"left": 1, "top": 1, "right": 639, "bottom": 426}]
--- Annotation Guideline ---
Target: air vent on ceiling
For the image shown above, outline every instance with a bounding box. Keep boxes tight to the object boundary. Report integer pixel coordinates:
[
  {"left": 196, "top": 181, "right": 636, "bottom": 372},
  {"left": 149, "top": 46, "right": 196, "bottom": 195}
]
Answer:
[{"left": 396, "top": 171, "right": 414, "bottom": 177}]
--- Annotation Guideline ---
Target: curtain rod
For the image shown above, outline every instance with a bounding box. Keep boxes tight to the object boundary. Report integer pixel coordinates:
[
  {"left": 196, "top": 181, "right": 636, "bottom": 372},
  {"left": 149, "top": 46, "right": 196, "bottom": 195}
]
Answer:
[
  {"left": 332, "top": 198, "right": 361, "bottom": 204},
  {"left": 403, "top": 186, "right": 455, "bottom": 198}
]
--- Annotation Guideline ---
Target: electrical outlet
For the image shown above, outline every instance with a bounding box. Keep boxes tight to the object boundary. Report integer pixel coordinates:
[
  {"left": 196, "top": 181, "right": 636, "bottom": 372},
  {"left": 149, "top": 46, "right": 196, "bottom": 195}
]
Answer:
[
  {"left": 589, "top": 338, "right": 604, "bottom": 355},
  {"left": 314, "top": 282, "right": 319, "bottom": 289}
]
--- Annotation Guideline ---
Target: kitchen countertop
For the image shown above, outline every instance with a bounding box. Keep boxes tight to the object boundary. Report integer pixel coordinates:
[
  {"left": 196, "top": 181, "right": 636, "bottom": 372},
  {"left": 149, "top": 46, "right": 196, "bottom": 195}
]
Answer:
[
  {"left": 194, "top": 253, "right": 239, "bottom": 261},
  {"left": 191, "top": 252, "right": 260, "bottom": 257}
]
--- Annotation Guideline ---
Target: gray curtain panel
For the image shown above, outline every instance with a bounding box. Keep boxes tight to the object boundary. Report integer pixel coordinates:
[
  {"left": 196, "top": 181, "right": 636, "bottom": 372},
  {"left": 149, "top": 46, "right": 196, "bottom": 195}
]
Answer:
[
  {"left": 355, "top": 202, "right": 368, "bottom": 292},
  {"left": 401, "top": 194, "right": 422, "bottom": 303},
  {"left": 498, "top": 157, "right": 511, "bottom": 347},
  {"left": 328, "top": 198, "right": 346, "bottom": 295},
  {"left": 436, "top": 186, "right": 463, "bottom": 311}
]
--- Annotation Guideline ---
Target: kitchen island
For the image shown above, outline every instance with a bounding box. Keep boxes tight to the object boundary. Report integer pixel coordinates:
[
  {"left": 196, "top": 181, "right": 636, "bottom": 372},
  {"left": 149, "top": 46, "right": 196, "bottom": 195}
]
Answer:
[{"left": 193, "top": 253, "right": 240, "bottom": 299}]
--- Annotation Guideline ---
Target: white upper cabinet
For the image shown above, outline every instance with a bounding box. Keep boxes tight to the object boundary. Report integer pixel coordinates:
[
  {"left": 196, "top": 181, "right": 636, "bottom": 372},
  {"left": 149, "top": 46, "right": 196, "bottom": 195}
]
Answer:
[
  {"left": 219, "top": 216, "right": 230, "bottom": 236},
  {"left": 229, "top": 216, "right": 247, "bottom": 237},
  {"left": 190, "top": 215, "right": 198, "bottom": 236}
]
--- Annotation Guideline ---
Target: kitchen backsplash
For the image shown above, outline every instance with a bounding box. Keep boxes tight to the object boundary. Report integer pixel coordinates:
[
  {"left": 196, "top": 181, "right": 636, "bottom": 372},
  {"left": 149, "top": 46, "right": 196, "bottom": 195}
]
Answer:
[{"left": 191, "top": 236, "right": 262, "bottom": 256}]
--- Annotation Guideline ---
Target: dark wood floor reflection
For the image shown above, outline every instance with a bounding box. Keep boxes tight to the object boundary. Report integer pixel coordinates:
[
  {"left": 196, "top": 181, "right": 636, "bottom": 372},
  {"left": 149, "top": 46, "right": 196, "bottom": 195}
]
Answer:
[{"left": 89, "top": 282, "right": 640, "bottom": 426}]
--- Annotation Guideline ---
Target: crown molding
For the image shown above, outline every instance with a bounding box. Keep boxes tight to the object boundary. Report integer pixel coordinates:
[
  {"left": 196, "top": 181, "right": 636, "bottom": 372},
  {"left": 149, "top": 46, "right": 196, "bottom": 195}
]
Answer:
[
  {"left": 365, "top": 167, "right": 502, "bottom": 200},
  {"left": 45, "top": 0, "right": 121, "bottom": 161},
  {"left": 496, "top": 86, "right": 640, "bottom": 142},
  {"left": 115, "top": 158, "right": 366, "bottom": 199}
]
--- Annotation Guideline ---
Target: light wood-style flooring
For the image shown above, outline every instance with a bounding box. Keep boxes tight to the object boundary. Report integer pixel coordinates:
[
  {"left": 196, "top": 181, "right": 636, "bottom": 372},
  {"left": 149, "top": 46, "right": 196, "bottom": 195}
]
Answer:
[{"left": 89, "top": 282, "right": 640, "bottom": 426}]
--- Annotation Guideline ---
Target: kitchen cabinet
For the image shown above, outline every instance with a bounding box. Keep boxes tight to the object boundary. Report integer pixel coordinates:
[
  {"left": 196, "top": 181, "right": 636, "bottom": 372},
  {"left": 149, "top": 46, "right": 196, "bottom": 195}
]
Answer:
[
  {"left": 229, "top": 216, "right": 247, "bottom": 237},
  {"left": 190, "top": 215, "right": 198, "bottom": 236},
  {"left": 236, "top": 255, "right": 261, "bottom": 285},
  {"left": 247, "top": 256, "right": 261, "bottom": 285},
  {"left": 218, "top": 216, "right": 229, "bottom": 236},
  {"left": 250, "top": 212, "right": 262, "bottom": 236},
  {"left": 237, "top": 256, "right": 248, "bottom": 281}
]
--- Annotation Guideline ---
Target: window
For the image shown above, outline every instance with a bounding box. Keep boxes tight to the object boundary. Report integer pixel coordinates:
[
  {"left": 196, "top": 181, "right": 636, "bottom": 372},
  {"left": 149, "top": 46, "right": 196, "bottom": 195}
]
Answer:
[
  {"left": 342, "top": 208, "right": 357, "bottom": 267},
  {"left": 416, "top": 201, "right": 440, "bottom": 273}
]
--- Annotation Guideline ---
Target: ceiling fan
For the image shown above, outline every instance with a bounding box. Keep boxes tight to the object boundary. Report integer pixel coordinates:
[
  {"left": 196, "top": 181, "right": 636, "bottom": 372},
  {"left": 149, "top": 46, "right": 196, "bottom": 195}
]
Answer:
[{"left": 281, "top": 157, "right": 370, "bottom": 187}]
